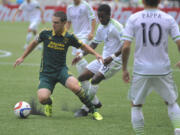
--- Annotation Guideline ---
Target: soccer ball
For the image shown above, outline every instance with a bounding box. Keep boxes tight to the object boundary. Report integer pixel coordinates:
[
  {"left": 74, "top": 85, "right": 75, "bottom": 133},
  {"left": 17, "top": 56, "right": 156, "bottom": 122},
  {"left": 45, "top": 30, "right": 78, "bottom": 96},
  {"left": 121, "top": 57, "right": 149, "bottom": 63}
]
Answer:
[{"left": 14, "top": 101, "right": 31, "bottom": 118}]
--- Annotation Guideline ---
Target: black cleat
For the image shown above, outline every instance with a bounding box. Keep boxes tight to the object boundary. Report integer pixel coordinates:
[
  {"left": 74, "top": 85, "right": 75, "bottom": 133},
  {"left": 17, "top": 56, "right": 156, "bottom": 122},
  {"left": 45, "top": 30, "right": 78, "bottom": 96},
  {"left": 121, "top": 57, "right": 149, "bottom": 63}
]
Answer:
[
  {"left": 74, "top": 109, "right": 88, "bottom": 117},
  {"left": 94, "top": 102, "right": 102, "bottom": 109}
]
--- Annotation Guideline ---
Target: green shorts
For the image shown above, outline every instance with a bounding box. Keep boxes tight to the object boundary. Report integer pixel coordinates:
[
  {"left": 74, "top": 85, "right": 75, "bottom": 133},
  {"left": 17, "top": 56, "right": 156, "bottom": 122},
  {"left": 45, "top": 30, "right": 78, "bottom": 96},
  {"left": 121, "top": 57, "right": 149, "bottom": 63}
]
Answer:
[{"left": 38, "top": 66, "right": 72, "bottom": 93}]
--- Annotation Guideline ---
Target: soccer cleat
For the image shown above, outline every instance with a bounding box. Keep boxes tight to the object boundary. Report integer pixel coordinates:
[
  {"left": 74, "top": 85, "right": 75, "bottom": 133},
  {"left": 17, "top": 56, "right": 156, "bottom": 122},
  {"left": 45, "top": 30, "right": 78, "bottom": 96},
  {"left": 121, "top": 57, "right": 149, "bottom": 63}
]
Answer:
[
  {"left": 74, "top": 109, "right": 88, "bottom": 117},
  {"left": 93, "top": 112, "right": 103, "bottom": 120},
  {"left": 94, "top": 102, "right": 102, "bottom": 109},
  {"left": 44, "top": 104, "right": 52, "bottom": 117},
  {"left": 175, "top": 128, "right": 180, "bottom": 135}
]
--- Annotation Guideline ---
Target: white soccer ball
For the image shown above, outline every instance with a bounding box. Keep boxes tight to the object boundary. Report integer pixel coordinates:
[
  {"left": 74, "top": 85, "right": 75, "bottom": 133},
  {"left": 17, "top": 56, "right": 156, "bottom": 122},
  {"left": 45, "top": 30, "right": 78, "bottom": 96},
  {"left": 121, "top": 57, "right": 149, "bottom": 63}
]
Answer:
[{"left": 14, "top": 101, "right": 31, "bottom": 118}]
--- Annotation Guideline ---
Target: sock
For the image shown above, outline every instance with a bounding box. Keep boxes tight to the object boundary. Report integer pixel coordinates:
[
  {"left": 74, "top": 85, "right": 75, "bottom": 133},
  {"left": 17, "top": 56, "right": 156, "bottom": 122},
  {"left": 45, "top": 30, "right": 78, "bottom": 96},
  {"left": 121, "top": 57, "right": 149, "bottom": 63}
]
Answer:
[
  {"left": 88, "top": 84, "right": 99, "bottom": 100},
  {"left": 81, "top": 95, "right": 100, "bottom": 112},
  {"left": 81, "top": 81, "right": 90, "bottom": 92},
  {"left": 76, "top": 58, "right": 88, "bottom": 74},
  {"left": 76, "top": 88, "right": 96, "bottom": 113},
  {"left": 131, "top": 107, "right": 145, "bottom": 135},
  {"left": 41, "top": 97, "right": 52, "bottom": 105},
  {"left": 168, "top": 103, "right": 180, "bottom": 129},
  {"left": 26, "top": 32, "right": 33, "bottom": 45}
]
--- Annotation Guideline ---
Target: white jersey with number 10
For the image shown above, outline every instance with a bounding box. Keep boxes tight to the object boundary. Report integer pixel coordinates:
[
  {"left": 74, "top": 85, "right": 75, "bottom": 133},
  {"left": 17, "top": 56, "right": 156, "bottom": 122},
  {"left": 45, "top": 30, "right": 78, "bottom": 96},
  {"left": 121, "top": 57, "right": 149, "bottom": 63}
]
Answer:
[{"left": 123, "top": 9, "right": 180, "bottom": 75}]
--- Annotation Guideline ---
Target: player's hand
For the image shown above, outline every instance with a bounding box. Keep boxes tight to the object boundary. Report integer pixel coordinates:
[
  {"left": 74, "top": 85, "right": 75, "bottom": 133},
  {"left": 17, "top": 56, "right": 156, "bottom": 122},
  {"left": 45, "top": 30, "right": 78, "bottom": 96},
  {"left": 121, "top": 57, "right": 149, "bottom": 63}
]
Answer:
[
  {"left": 88, "top": 33, "right": 94, "bottom": 41},
  {"left": 72, "top": 56, "right": 82, "bottom": 65},
  {"left": 95, "top": 54, "right": 104, "bottom": 64},
  {"left": 122, "top": 70, "right": 130, "bottom": 83},
  {"left": 176, "top": 61, "right": 180, "bottom": 69},
  {"left": 104, "top": 56, "right": 113, "bottom": 66},
  {"left": 14, "top": 57, "right": 24, "bottom": 68}
]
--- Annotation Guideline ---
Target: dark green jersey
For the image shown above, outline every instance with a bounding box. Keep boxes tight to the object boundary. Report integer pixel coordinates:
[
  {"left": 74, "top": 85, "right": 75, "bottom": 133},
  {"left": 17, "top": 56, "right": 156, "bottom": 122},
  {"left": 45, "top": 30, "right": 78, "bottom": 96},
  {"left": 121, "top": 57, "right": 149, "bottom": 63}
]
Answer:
[{"left": 37, "top": 29, "right": 84, "bottom": 73}]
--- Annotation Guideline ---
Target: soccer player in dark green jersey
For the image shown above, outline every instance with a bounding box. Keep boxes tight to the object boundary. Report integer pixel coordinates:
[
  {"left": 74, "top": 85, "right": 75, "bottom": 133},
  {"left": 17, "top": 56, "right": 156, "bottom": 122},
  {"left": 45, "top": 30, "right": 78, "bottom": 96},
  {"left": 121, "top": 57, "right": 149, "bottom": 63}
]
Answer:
[{"left": 14, "top": 11, "right": 103, "bottom": 120}]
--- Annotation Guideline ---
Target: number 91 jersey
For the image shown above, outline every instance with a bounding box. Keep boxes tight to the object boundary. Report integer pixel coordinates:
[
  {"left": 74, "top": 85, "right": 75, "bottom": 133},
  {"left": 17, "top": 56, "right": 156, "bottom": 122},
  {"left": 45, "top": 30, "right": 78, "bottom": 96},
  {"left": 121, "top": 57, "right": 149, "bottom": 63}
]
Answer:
[{"left": 122, "top": 9, "right": 180, "bottom": 75}]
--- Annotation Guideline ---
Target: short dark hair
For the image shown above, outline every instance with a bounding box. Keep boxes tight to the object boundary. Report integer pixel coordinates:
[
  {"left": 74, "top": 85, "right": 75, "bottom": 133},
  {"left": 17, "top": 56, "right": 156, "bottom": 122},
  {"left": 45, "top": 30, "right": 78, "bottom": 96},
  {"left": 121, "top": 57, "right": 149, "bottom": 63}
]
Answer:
[
  {"left": 98, "top": 4, "right": 111, "bottom": 16},
  {"left": 144, "top": 0, "right": 160, "bottom": 7},
  {"left": 53, "top": 11, "right": 67, "bottom": 22}
]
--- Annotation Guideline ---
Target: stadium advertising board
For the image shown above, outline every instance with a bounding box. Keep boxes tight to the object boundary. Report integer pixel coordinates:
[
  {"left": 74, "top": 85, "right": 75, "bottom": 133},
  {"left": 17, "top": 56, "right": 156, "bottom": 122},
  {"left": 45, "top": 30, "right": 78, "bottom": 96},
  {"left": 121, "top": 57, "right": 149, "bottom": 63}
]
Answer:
[{"left": 0, "top": 5, "right": 180, "bottom": 24}]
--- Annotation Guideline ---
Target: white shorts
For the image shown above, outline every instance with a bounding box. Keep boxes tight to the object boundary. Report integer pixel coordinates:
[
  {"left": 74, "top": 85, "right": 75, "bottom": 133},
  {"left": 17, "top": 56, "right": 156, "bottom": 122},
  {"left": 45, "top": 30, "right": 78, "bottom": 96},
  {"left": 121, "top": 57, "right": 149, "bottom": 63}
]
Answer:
[
  {"left": 72, "top": 37, "right": 90, "bottom": 56},
  {"left": 87, "top": 59, "right": 122, "bottom": 79},
  {"left": 129, "top": 73, "right": 178, "bottom": 105},
  {"left": 29, "top": 20, "right": 40, "bottom": 31}
]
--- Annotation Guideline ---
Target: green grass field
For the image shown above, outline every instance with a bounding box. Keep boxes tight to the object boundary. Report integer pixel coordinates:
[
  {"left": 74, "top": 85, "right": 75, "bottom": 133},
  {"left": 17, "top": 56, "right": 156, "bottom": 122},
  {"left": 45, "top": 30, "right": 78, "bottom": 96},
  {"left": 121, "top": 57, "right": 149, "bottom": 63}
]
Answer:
[{"left": 0, "top": 22, "right": 180, "bottom": 135}]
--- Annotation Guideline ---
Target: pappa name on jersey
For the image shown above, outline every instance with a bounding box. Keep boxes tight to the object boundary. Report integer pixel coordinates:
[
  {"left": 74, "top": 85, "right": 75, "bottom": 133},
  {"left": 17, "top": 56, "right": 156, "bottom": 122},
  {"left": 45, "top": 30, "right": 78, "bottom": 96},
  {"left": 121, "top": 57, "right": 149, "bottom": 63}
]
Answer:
[{"left": 142, "top": 13, "right": 161, "bottom": 19}]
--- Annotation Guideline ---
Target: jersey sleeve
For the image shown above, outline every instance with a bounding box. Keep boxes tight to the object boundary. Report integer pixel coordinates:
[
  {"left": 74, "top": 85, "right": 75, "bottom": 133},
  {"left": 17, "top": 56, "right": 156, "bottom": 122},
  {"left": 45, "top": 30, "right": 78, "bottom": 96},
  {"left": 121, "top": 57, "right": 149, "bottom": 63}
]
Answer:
[
  {"left": 93, "top": 26, "right": 103, "bottom": 44},
  {"left": 70, "top": 34, "right": 84, "bottom": 48},
  {"left": 169, "top": 17, "right": 180, "bottom": 42},
  {"left": 36, "top": 30, "right": 45, "bottom": 43},
  {"left": 122, "top": 16, "right": 134, "bottom": 41}
]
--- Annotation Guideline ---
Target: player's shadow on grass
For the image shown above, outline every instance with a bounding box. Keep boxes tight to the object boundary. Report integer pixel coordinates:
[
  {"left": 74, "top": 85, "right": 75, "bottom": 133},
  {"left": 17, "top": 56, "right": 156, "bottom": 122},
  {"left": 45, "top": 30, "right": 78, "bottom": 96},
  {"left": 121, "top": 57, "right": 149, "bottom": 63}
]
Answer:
[{"left": 29, "top": 97, "right": 45, "bottom": 116}]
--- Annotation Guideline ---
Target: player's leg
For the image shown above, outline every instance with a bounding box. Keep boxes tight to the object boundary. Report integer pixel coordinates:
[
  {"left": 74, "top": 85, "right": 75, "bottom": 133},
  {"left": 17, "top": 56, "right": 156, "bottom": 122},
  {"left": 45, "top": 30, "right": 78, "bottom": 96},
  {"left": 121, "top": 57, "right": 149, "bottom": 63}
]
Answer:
[
  {"left": 153, "top": 74, "right": 180, "bottom": 134},
  {"left": 58, "top": 66, "right": 103, "bottom": 120},
  {"left": 37, "top": 73, "right": 56, "bottom": 117},
  {"left": 65, "top": 76, "right": 103, "bottom": 120},
  {"left": 129, "top": 74, "right": 152, "bottom": 135},
  {"left": 75, "top": 60, "right": 102, "bottom": 117}
]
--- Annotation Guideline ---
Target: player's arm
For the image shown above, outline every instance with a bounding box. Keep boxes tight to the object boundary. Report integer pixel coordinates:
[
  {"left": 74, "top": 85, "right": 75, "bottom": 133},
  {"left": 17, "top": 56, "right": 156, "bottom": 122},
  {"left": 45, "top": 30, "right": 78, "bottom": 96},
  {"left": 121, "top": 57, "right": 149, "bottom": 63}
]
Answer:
[
  {"left": 14, "top": 40, "right": 39, "bottom": 68},
  {"left": 176, "top": 39, "right": 180, "bottom": 68},
  {"left": 88, "top": 19, "right": 96, "bottom": 40},
  {"left": 121, "top": 40, "right": 131, "bottom": 83},
  {"left": 81, "top": 44, "right": 103, "bottom": 63}
]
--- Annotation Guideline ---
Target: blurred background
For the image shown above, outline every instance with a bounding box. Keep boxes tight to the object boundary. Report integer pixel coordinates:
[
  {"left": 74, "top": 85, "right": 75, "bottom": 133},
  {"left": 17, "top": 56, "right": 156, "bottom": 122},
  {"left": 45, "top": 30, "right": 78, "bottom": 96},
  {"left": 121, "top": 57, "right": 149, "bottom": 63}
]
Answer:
[{"left": 1, "top": 0, "right": 180, "bottom": 7}]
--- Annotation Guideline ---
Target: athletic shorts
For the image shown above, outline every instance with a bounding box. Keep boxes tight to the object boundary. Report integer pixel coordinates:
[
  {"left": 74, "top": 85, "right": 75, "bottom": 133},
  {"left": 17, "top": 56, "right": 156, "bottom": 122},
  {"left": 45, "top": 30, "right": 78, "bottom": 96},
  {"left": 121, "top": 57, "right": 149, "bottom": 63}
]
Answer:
[
  {"left": 87, "top": 59, "right": 122, "bottom": 79},
  {"left": 128, "top": 73, "right": 178, "bottom": 105},
  {"left": 38, "top": 66, "right": 72, "bottom": 93},
  {"left": 72, "top": 37, "right": 90, "bottom": 56},
  {"left": 29, "top": 20, "right": 40, "bottom": 31}
]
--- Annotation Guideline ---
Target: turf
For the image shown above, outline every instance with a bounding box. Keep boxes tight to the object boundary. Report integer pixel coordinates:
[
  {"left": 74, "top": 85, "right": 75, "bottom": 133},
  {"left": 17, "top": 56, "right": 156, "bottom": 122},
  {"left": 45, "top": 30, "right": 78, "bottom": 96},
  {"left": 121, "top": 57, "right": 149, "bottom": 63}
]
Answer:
[{"left": 0, "top": 22, "right": 180, "bottom": 135}]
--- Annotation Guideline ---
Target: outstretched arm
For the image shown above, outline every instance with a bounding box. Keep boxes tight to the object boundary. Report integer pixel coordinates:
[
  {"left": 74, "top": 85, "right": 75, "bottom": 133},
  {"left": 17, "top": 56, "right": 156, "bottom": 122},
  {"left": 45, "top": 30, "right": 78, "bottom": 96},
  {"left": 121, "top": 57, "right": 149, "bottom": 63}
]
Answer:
[
  {"left": 14, "top": 40, "right": 39, "bottom": 68},
  {"left": 71, "top": 42, "right": 98, "bottom": 65},
  {"left": 81, "top": 44, "right": 103, "bottom": 62}
]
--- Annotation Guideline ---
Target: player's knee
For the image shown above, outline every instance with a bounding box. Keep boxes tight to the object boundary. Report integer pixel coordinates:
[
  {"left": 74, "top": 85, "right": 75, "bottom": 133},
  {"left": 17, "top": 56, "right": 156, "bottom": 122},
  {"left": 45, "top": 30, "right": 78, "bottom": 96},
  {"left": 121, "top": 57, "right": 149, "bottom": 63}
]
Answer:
[{"left": 37, "top": 90, "right": 50, "bottom": 104}]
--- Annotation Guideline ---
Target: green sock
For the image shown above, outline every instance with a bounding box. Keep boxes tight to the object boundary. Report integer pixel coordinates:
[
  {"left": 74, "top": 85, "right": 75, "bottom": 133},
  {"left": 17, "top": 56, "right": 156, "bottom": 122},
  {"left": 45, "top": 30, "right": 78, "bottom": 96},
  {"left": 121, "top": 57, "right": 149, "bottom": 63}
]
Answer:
[{"left": 76, "top": 88, "right": 96, "bottom": 113}]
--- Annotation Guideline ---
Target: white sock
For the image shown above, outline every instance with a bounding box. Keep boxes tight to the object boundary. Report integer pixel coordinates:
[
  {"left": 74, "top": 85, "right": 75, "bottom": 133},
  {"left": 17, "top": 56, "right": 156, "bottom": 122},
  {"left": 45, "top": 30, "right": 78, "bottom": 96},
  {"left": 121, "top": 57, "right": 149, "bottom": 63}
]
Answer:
[
  {"left": 81, "top": 84, "right": 100, "bottom": 112},
  {"left": 81, "top": 81, "right": 90, "bottom": 92},
  {"left": 168, "top": 103, "right": 180, "bottom": 129},
  {"left": 26, "top": 32, "right": 33, "bottom": 45},
  {"left": 131, "top": 107, "right": 144, "bottom": 135},
  {"left": 76, "top": 58, "right": 88, "bottom": 74}
]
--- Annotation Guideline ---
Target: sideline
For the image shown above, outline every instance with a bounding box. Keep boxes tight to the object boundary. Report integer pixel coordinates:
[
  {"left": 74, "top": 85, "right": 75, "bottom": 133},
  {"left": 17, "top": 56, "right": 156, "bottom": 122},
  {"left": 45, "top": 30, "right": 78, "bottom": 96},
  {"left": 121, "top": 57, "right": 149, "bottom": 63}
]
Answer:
[{"left": 0, "top": 50, "right": 12, "bottom": 57}]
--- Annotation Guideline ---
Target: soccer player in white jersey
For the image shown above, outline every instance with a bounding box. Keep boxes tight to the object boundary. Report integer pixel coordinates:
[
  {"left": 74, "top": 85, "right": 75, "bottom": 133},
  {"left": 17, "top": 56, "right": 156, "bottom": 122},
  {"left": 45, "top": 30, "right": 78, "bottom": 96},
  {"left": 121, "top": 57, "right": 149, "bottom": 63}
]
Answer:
[
  {"left": 72, "top": 4, "right": 124, "bottom": 117},
  {"left": 66, "top": 0, "right": 96, "bottom": 75},
  {"left": 105, "top": 0, "right": 180, "bottom": 134},
  {"left": 12, "top": 0, "right": 44, "bottom": 49}
]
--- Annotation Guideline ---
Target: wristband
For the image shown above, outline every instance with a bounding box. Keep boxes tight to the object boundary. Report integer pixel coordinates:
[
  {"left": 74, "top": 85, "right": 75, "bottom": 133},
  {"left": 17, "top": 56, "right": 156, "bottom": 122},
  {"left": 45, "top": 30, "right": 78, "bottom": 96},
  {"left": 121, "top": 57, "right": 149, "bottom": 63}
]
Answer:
[
  {"left": 110, "top": 54, "right": 116, "bottom": 59},
  {"left": 78, "top": 53, "right": 83, "bottom": 58}
]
